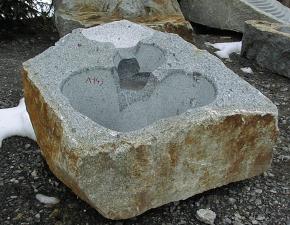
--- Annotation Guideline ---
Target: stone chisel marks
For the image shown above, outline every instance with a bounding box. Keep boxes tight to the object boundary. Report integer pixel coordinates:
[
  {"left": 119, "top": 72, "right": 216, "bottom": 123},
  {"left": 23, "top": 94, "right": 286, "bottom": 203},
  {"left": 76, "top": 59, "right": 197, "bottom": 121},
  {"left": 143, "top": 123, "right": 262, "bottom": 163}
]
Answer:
[
  {"left": 245, "top": 0, "right": 290, "bottom": 22},
  {"left": 22, "top": 20, "right": 278, "bottom": 220},
  {"left": 179, "top": 0, "right": 290, "bottom": 32}
]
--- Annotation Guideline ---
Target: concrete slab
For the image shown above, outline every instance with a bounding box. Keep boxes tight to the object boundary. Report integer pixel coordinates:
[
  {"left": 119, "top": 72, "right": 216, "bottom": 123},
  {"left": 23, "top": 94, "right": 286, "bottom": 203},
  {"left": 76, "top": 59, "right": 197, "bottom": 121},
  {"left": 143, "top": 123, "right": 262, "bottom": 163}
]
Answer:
[
  {"left": 53, "top": 0, "right": 193, "bottom": 42},
  {"left": 180, "top": 0, "right": 290, "bottom": 32},
  {"left": 22, "top": 20, "right": 278, "bottom": 219},
  {"left": 242, "top": 20, "right": 290, "bottom": 78}
]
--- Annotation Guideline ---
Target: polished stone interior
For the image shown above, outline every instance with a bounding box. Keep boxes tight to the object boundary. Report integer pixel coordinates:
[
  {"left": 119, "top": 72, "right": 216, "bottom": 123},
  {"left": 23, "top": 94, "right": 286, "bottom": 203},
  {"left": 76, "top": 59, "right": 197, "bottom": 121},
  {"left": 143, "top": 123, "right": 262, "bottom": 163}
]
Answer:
[{"left": 61, "top": 46, "right": 216, "bottom": 132}]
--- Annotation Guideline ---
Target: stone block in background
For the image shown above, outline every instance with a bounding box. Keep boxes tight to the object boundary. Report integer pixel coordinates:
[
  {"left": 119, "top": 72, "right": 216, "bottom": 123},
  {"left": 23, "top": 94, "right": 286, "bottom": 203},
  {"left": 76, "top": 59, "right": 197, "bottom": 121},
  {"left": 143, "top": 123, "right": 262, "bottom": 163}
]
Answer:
[
  {"left": 22, "top": 20, "right": 278, "bottom": 220},
  {"left": 179, "top": 0, "right": 290, "bottom": 32},
  {"left": 279, "top": 0, "right": 290, "bottom": 8},
  {"left": 53, "top": 0, "right": 193, "bottom": 42},
  {"left": 242, "top": 20, "right": 290, "bottom": 78}
]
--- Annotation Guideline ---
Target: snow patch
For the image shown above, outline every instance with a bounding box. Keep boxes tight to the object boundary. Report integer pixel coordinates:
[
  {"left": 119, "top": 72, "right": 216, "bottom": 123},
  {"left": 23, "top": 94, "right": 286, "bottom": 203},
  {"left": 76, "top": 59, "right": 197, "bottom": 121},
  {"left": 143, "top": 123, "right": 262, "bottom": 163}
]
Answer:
[
  {"left": 36, "top": 194, "right": 60, "bottom": 205},
  {"left": 82, "top": 20, "right": 154, "bottom": 48},
  {"left": 0, "top": 98, "right": 36, "bottom": 147},
  {"left": 206, "top": 41, "right": 242, "bottom": 59},
  {"left": 241, "top": 67, "right": 253, "bottom": 74}
]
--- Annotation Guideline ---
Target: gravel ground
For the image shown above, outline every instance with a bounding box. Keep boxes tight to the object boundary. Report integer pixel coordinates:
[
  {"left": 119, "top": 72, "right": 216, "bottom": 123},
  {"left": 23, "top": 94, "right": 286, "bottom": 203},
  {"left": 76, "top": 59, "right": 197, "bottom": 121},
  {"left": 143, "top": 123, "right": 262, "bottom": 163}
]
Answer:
[{"left": 0, "top": 23, "right": 289, "bottom": 225}]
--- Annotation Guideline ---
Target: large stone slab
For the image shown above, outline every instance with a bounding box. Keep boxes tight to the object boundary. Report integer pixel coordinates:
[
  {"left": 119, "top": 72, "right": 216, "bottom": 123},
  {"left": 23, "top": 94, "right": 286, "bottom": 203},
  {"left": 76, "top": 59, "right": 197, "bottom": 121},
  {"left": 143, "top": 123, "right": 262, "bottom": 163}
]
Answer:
[
  {"left": 54, "top": 0, "right": 193, "bottom": 41},
  {"left": 242, "top": 20, "right": 290, "bottom": 78},
  {"left": 22, "top": 20, "right": 278, "bottom": 220},
  {"left": 180, "top": 0, "right": 290, "bottom": 32}
]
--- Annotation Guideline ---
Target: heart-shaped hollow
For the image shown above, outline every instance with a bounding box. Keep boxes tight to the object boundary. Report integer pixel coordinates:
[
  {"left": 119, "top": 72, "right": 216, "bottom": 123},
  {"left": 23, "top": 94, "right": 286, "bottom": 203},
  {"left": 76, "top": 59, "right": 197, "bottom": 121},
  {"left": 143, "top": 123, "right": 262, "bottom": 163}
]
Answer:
[
  {"left": 61, "top": 44, "right": 217, "bottom": 132},
  {"left": 61, "top": 68, "right": 216, "bottom": 132}
]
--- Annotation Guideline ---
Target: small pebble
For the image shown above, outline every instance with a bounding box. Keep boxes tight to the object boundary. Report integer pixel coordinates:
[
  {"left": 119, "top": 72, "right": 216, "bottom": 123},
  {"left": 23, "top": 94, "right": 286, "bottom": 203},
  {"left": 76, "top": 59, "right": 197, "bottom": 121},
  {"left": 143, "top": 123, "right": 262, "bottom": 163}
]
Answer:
[
  {"left": 229, "top": 198, "right": 236, "bottom": 204},
  {"left": 255, "top": 199, "right": 262, "bottom": 205},
  {"left": 10, "top": 178, "right": 19, "bottom": 184},
  {"left": 196, "top": 209, "right": 216, "bottom": 225},
  {"left": 256, "top": 215, "right": 265, "bottom": 221},
  {"left": 36, "top": 194, "right": 60, "bottom": 205},
  {"left": 281, "top": 87, "right": 288, "bottom": 92},
  {"left": 255, "top": 189, "right": 263, "bottom": 194},
  {"left": 234, "top": 213, "right": 242, "bottom": 219},
  {"left": 224, "top": 217, "right": 232, "bottom": 224},
  {"left": 233, "top": 221, "right": 244, "bottom": 225},
  {"left": 252, "top": 220, "right": 259, "bottom": 224},
  {"left": 31, "top": 170, "right": 38, "bottom": 179}
]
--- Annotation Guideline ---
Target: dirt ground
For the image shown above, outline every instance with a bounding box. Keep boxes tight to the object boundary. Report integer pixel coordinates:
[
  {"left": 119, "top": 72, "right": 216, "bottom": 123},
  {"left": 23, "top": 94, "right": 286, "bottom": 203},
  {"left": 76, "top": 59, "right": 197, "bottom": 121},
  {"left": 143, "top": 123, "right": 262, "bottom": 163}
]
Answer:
[{"left": 0, "top": 22, "right": 289, "bottom": 225}]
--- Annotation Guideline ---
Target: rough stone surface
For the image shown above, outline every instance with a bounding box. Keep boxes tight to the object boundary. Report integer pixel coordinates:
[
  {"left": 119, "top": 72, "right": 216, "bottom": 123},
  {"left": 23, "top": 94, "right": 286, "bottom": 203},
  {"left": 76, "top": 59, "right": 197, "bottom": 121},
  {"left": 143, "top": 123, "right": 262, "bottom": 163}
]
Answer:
[
  {"left": 22, "top": 20, "right": 278, "bottom": 220},
  {"left": 53, "top": 0, "right": 193, "bottom": 42},
  {"left": 180, "top": 0, "right": 290, "bottom": 32},
  {"left": 242, "top": 20, "right": 290, "bottom": 78}
]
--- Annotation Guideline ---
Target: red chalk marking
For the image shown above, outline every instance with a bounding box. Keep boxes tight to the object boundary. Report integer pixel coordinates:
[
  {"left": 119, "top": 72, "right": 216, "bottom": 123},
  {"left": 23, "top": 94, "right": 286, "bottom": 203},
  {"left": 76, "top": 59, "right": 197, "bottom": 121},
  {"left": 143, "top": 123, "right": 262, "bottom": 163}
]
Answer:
[{"left": 86, "top": 77, "right": 103, "bottom": 86}]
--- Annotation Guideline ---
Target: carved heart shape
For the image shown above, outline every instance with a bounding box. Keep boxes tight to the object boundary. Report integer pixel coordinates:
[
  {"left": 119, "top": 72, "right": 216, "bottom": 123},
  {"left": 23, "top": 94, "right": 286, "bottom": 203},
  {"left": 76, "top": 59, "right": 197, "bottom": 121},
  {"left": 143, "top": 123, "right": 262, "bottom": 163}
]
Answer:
[{"left": 61, "top": 45, "right": 216, "bottom": 132}]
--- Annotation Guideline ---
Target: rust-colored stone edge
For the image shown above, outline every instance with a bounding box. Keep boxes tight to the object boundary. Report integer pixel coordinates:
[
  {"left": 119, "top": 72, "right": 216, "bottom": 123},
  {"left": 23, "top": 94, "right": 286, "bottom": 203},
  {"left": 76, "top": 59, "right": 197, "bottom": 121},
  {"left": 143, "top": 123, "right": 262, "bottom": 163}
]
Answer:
[
  {"left": 59, "top": 11, "right": 194, "bottom": 42},
  {"left": 22, "top": 68, "right": 95, "bottom": 208},
  {"left": 201, "top": 114, "right": 278, "bottom": 181},
  {"left": 110, "top": 114, "right": 278, "bottom": 219},
  {"left": 147, "top": 20, "right": 194, "bottom": 43}
]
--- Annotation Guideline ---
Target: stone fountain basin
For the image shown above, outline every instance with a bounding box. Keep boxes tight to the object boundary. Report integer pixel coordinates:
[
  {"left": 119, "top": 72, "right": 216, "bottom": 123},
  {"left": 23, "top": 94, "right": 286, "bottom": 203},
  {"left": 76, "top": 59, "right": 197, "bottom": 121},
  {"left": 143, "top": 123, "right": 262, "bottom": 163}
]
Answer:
[{"left": 22, "top": 21, "right": 278, "bottom": 220}]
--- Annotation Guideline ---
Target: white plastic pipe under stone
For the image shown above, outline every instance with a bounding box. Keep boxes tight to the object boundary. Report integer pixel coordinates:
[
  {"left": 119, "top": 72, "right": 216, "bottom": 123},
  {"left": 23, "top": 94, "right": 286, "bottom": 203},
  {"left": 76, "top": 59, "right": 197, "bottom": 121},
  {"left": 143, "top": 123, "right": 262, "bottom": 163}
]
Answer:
[{"left": 0, "top": 98, "right": 36, "bottom": 147}]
